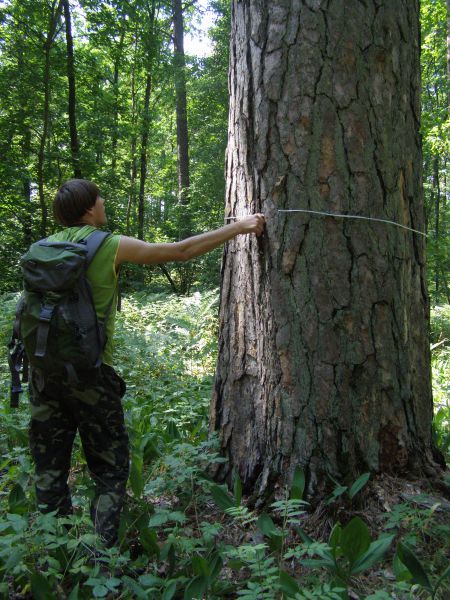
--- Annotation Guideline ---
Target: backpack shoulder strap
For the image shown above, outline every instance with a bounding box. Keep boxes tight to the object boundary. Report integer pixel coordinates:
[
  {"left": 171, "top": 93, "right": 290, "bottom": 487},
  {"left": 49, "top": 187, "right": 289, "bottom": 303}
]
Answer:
[{"left": 83, "top": 230, "right": 111, "bottom": 266}]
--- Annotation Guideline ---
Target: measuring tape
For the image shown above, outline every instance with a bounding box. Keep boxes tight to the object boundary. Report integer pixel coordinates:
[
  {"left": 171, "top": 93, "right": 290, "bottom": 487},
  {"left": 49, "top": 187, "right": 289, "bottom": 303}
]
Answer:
[{"left": 225, "top": 208, "right": 427, "bottom": 237}]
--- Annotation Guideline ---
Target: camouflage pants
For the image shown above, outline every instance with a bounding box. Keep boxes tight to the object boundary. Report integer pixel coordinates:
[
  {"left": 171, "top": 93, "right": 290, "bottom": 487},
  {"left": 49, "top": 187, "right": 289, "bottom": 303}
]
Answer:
[{"left": 29, "top": 364, "right": 129, "bottom": 547}]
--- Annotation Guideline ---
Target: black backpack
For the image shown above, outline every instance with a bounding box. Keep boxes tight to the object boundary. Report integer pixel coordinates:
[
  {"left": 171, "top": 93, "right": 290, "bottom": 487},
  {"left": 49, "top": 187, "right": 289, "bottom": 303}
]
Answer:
[{"left": 8, "top": 230, "right": 112, "bottom": 407}]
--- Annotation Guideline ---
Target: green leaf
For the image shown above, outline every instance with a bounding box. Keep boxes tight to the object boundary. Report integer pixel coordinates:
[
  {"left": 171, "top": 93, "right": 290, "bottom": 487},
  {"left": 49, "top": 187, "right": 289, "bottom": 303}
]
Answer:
[
  {"left": 340, "top": 517, "right": 371, "bottom": 565},
  {"left": 137, "top": 515, "right": 160, "bottom": 557},
  {"left": 233, "top": 471, "right": 242, "bottom": 506},
  {"left": 227, "top": 559, "right": 244, "bottom": 570},
  {"left": 67, "top": 583, "right": 79, "bottom": 600},
  {"left": 192, "top": 554, "right": 210, "bottom": 577},
  {"left": 326, "top": 485, "right": 348, "bottom": 505},
  {"left": 5, "top": 549, "right": 24, "bottom": 571},
  {"left": 393, "top": 552, "right": 412, "bottom": 582},
  {"left": 184, "top": 575, "right": 208, "bottom": 600},
  {"left": 256, "top": 513, "right": 279, "bottom": 537},
  {"left": 296, "top": 526, "right": 313, "bottom": 544},
  {"left": 210, "top": 484, "right": 234, "bottom": 511},
  {"left": 139, "top": 574, "right": 162, "bottom": 588},
  {"left": 291, "top": 466, "right": 306, "bottom": 500},
  {"left": 350, "top": 535, "right": 394, "bottom": 575},
  {"left": 348, "top": 473, "right": 370, "bottom": 499},
  {"left": 149, "top": 510, "right": 186, "bottom": 527},
  {"left": 256, "top": 513, "right": 283, "bottom": 551},
  {"left": 105, "top": 578, "right": 122, "bottom": 591},
  {"left": 143, "top": 437, "right": 161, "bottom": 462},
  {"left": 162, "top": 580, "right": 177, "bottom": 600},
  {"left": 301, "top": 558, "right": 335, "bottom": 569},
  {"left": 129, "top": 451, "right": 144, "bottom": 498},
  {"left": 396, "top": 543, "right": 432, "bottom": 591},
  {"left": 8, "top": 483, "right": 28, "bottom": 515},
  {"left": 166, "top": 420, "right": 180, "bottom": 440},
  {"left": 278, "top": 570, "right": 300, "bottom": 595},
  {"left": 434, "top": 565, "right": 450, "bottom": 595},
  {"left": 30, "top": 573, "right": 54, "bottom": 600},
  {"left": 329, "top": 522, "right": 342, "bottom": 553},
  {"left": 268, "top": 533, "right": 283, "bottom": 552},
  {"left": 209, "top": 552, "right": 223, "bottom": 581},
  {"left": 93, "top": 585, "right": 108, "bottom": 598},
  {"left": 122, "top": 576, "right": 148, "bottom": 600}
]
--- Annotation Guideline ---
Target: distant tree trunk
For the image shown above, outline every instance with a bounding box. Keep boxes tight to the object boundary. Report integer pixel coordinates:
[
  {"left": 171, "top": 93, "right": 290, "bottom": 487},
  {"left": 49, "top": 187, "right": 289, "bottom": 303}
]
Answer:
[
  {"left": 173, "top": 0, "right": 190, "bottom": 205},
  {"left": 138, "top": 71, "right": 152, "bottom": 241},
  {"left": 17, "top": 44, "right": 33, "bottom": 246},
  {"left": 111, "top": 29, "right": 125, "bottom": 177},
  {"left": 37, "top": 0, "right": 63, "bottom": 237},
  {"left": 137, "top": 1, "right": 156, "bottom": 242},
  {"left": 211, "top": 0, "right": 441, "bottom": 499},
  {"left": 63, "top": 0, "right": 82, "bottom": 178},
  {"left": 127, "top": 37, "right": 139, "bottom": 236},
  {"left": 432, "top": 157, "right": 440, "bottom": 294},
  {"left": 21, "top": 127, "right": 33, "bottom": 247},
  {"left": 447, "top": 0, "right": 450, "bottom": 111}
]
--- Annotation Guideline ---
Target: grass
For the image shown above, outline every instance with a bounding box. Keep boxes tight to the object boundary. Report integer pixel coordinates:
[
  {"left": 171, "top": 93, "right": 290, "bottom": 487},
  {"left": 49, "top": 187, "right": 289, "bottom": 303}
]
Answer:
[{"left": 0, "top": 291, "right": 448, "bottom": 599}]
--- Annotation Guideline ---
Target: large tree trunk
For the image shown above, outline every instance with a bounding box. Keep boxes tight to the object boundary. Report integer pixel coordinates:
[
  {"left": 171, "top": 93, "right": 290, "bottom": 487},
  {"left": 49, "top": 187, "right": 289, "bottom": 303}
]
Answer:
[{"left": 211, "top": 0, "right": 440, "bottom": 499}]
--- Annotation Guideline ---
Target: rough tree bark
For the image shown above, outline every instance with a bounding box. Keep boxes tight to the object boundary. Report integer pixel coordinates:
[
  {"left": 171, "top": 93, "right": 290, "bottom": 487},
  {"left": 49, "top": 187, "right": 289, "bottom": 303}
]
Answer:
[{"left": 211, "top": 0, "right": 441, "bottom": 499}]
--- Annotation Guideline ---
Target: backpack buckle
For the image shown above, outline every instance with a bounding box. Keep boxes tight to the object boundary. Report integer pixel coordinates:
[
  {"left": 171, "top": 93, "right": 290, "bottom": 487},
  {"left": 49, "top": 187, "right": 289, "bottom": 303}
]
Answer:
[{"left": 39, "top": 306, "right": 54, "bottom": 322}]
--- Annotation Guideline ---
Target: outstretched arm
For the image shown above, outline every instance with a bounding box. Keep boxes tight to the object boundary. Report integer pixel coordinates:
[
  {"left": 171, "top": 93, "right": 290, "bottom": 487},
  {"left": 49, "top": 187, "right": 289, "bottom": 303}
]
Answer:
[{"left": 115, "top": 214, "right": 265, "bottom": 267}]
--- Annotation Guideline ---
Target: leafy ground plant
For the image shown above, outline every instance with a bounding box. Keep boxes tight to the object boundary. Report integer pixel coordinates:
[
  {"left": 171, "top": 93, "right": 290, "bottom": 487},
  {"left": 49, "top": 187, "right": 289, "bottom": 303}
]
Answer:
[{"left": 0, "top": 291, "right": 449, "bottom": 599}]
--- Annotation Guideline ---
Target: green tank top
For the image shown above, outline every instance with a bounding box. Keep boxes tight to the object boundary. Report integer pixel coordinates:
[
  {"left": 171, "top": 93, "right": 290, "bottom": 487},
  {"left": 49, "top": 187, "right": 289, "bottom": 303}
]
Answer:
[{"left": 47, "top": 226, "right": 121, "bottom": 366}]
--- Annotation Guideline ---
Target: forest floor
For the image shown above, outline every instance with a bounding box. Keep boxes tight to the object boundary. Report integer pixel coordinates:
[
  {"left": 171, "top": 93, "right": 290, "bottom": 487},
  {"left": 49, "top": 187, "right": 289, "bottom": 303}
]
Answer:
[{"left": 0, "top": 290, "right": 449, "bottom": 600}]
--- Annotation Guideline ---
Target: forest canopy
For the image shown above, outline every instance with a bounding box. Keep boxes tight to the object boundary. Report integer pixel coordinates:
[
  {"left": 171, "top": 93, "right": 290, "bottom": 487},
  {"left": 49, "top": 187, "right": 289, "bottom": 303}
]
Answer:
[
  {"left": 0, "top": 0, "right": 231, "bottom": 294},
  {"left": 0, "top": 0, "right": 448, "bottom": 299}
]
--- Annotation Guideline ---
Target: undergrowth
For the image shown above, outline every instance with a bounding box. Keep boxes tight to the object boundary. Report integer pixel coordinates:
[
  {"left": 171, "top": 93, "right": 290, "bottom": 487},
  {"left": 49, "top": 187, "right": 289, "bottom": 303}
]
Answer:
[{"left": 0, "top": 292, "right": 448, "bottom": 599}]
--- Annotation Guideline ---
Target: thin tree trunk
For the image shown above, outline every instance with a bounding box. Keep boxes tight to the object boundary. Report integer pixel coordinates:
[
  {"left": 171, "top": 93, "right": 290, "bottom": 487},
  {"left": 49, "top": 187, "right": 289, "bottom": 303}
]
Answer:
[
  {"left": 21, "top": 127, "right": 33, "bottom": 247},
  {"left": 138, "top": 72, "right": 152, "bottom": 241},
  {"left": 16, "top": 43, "right": 33, "bottom": 246},
  {"left": 173, "top": 0, "right": 190, "bottom": 205},
  {"left": 127, "top": 37, "right": 139, "bottom": 236},
  {"left": 37, "top": 0, "right": 64, "bottom": 237},
  {"left": 432, "top": 157, "right": 440, "bottom": 294},
  {"left": 447, "top": 0, "right": 450, "bottom": 112},
  {"left": 111, "top": 29, "right": 125, "bottom": 177},
  {"left": 159, "top": 264, "right": 180, "bottom": 294},
  {"left": 211, "top": 0, "right": 440, "bottom": 499},
  {"left": 137, "top": 1, "right": 156, "bottom": 241},
  {"left": 63, "top": 0, "right": 82, "bottom": 178},
  {"left": 126, "top": 139, "right": 137, "bottom": 236}
]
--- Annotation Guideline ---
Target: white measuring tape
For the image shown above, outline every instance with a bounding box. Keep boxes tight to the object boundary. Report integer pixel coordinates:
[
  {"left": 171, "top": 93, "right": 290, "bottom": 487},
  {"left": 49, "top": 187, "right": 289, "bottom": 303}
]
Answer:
[{"left": 225, "top": 208, "right": 427, "bottom": 237}]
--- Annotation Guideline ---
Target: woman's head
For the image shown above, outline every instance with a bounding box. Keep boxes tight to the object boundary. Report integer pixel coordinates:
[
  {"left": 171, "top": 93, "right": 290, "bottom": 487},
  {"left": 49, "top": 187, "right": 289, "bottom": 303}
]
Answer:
[{"left": 53, "top": 179, "right": 100, "bottom": 226}]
